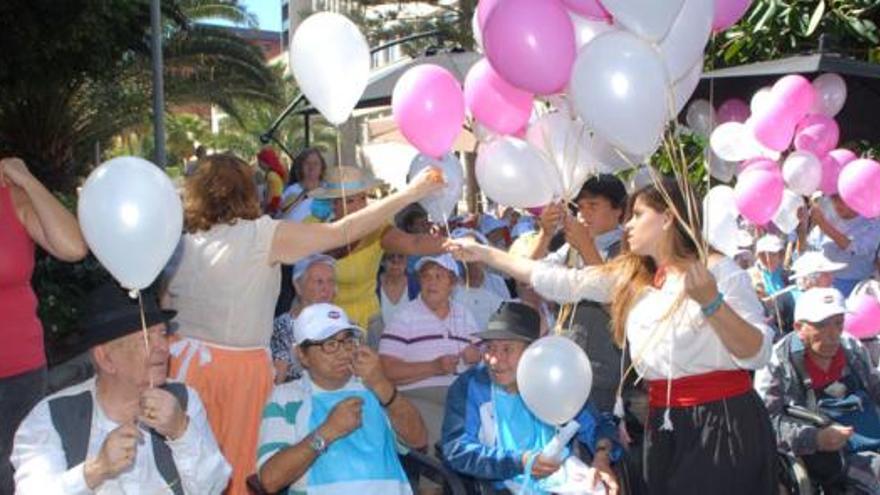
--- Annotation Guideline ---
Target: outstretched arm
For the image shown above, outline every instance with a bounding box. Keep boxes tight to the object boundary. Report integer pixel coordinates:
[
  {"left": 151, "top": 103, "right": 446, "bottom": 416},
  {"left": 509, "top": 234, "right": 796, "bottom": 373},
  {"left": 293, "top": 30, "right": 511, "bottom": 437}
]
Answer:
[{"left": 269, "top": 168, "right": 444, "bottom": 264}]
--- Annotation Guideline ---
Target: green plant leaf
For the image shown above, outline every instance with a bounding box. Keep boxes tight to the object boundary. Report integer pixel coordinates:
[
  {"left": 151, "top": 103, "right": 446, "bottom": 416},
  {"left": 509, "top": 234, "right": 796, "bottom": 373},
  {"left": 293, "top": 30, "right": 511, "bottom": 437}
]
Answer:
[{"left": 806, "top": 0, "right": 825, "bottom": 36}]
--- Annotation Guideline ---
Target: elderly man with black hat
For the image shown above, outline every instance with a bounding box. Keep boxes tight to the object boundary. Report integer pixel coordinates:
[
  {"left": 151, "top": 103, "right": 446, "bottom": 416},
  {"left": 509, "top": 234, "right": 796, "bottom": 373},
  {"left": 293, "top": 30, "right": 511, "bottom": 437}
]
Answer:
[
  {"left": 11, "top": 284, "right": 231, "bottom": 494},
  {"left": 440, "top": 302, "right": 622, "bottom": 494}
]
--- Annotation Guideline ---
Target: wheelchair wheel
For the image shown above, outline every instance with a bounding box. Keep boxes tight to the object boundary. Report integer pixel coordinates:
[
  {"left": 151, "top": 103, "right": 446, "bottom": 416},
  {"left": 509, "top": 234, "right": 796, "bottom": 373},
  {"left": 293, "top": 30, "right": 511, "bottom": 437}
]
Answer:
[{"left": 777, "top": 453, "right": 815, "bottom": 495}]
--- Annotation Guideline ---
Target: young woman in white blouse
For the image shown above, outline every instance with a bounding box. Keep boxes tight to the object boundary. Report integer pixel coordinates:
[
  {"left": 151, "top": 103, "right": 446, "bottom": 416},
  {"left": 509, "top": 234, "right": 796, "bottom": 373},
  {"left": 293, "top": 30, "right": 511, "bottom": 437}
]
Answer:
[{"left": 448, "top": 180, "right": 777, "bottom": 495}]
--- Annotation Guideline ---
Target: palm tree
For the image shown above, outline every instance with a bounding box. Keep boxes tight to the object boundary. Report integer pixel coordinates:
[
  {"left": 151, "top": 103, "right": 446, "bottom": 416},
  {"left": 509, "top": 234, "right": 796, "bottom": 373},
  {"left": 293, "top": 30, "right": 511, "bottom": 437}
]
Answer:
[{"left": 0, "top": 0, "right": 282, "bottom": 192}]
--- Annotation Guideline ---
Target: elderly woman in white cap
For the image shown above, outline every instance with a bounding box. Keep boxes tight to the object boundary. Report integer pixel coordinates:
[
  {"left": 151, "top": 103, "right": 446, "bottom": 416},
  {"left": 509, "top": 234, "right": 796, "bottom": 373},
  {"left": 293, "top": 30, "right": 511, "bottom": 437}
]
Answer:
[
  {"left": 308, "top": 166, "right": 447, "bottom": 344},
  {"left": 271, "top": 254, "right": 337, "bottom": 383}
]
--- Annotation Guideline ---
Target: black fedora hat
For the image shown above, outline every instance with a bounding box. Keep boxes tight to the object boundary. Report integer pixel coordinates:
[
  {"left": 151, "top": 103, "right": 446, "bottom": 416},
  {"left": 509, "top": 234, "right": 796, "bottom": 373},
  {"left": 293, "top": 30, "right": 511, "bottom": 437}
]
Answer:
[
  {"left": 78, "top": 283, "right": 177, "bottom": 349},
  {"left": 474, "top": 302, "right": 541, "bottom": 343}
]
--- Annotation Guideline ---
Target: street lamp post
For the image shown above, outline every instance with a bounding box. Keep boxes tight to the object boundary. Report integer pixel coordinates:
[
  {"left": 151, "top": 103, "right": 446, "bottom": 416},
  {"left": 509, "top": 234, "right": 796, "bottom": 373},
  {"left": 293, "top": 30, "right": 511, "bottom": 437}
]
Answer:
[{"left": 151, "top": 0, "right": 167, "bottom": 168}]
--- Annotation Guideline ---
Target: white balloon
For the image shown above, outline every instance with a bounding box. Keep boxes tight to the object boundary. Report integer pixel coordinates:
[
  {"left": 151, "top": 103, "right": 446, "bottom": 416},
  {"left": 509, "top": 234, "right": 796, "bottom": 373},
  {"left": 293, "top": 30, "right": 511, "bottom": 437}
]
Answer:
[
  {"left": 772, "top": 189, "right": 804, "bottom": 234},
  {"left": 750, "top": 86, "right": 773, "bottom": 115},
  {"left": 78, "top": 157, "right": 183, "bottom": 290},
  {"left": 571, "top": 31, "right": 668, "bottom": 156},
  {"left": 476, "top": 137, "right": 562, "bottom": 208},
  {"left": 517, "top": 336, "right": 593, "bottom": 425},
  {"left": 591, "top": 132, "right": 645, "bottom": 173},
  {"left": 471, "top": 10, "right": 483, "bottom": 53},
  {"left": 408, "top": 153, "right": 463, "bottom": 223},
  {"left": 710, "top": 121, "right": 761, "bottom": 162},
  {"left": 708, "top": 151, "right": 737, "bottom": 182},
  {"left": 569, "top": 12, "right": 616, "bottom": 51},
  {"left": 811, "top": 73, "right": 847, "bottom": 117},
  {"left": 658, "top": 0, "right": 714, "bottom": 81},
  {"left": 782, "top": 150, "right": 823, "bottom": 196},
  {"left": 671, "top": 60, "right": 703, "bottom": 116},
  {"left": 526, "top": 113, "right": 595, "bottom": 200},
  {"left": 626, "top": 165, "right": 654, "bottom": 194},
  {"left": 291, "top": 12, "right": 370, "bottom": 125},
  {"left": 601, "top": 0, "right": 685, "bottom": 41},
  {"left": 686, "top": 99, "right": 716, "bottom": 137},
  {"left": 702, "top": 185, "right": 739, "bottom": 257}
]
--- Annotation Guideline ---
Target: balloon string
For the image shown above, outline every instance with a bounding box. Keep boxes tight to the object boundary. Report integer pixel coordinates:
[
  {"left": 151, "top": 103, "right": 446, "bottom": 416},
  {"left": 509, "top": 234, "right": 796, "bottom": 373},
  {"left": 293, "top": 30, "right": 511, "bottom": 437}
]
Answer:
[{"left": 137, "top": 290, "right": 154, "bottom": 389}]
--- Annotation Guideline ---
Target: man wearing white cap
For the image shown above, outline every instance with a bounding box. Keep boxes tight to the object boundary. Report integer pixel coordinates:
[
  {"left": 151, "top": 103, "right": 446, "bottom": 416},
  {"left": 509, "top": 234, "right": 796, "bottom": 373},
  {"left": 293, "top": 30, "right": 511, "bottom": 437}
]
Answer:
[
  {"left": 791, "top": 251, "right": 847, "bottom": 292},
  {"left": 379, "top": 254, "right": 482, "bottom": 447},
  {"left": 257, "top": 304, "right": 426, "bottom": 494},
  {"left": 271, "top": 254, "right": 337, "bottom": 383},
  {"left": 755, "top": 288, "right": 880, "bottom": 493}
]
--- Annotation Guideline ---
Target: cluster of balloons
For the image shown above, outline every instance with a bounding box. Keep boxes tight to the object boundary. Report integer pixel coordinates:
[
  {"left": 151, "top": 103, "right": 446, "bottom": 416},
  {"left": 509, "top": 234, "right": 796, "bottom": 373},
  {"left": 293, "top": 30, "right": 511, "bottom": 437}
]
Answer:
[
  {"left": 697, "top": 73, "right": 880, "bottom": 252},
  {"left": 459, "top": 0, "right": 751, "bottom": 208}
]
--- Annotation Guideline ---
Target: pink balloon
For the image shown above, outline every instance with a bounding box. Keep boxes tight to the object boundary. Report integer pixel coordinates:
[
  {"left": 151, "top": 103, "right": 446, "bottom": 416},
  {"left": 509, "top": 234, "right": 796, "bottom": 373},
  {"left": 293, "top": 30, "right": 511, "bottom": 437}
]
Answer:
[
  {"left": 483, "top": 0, "right": 577, "bottom": 95},
  {"left": 844, "top": 294, "right": 880, "bottom": 339},
  {"left": 562, "top": 0, "right": 612, "bottom": 20},
  {"left": 839, "top": 159, "right": 880, "bottom": 218},
  {"left": 751, "top": 75, "right": 817, "bottom": 151},
  {"left": 712, "top": 0, "right": 751, "bottom": 31},
  {"left": 794, "top": 114, "right": 839, "bottom": 157},
  {"left": 717, "top": 98, "right": 750, "bottom": 124},
  {"left": 464, "top": 58, "right": 534, "bottom": 135},
  {"left": 392, "top": 64, "right": 465, "bottom": 159},
  {"left": 734, "top": 167, "right": 784, "bottom": 225},
  {"left": 820, "top": 149, "right": 857, "bottom": 195},
  {"left": 737, "top": 157, "right": 778, "bottom": 176},
  {"left": 477, "top": 0, "right": 502, "bottom": 30}
]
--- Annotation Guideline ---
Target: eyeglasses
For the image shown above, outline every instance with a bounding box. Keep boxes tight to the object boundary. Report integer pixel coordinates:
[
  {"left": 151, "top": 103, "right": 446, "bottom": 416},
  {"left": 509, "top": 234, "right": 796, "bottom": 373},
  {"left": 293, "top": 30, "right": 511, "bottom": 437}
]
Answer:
[{"left": 303, "top": 333, "right": 362, "bottom": 354}]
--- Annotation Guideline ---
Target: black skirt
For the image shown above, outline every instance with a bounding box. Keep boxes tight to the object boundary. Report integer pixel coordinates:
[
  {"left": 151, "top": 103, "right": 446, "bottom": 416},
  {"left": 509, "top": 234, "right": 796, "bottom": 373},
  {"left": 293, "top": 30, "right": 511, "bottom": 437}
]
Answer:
[{"left": 643, "top": 389, "right": 778, "bottom": 495}]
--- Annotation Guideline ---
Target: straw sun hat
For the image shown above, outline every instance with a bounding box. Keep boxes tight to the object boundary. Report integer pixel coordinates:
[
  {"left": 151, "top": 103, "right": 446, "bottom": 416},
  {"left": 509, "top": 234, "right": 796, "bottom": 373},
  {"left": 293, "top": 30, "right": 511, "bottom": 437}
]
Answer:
[{"left": 309, "top": 165, "right": 385, "bottom": 200}]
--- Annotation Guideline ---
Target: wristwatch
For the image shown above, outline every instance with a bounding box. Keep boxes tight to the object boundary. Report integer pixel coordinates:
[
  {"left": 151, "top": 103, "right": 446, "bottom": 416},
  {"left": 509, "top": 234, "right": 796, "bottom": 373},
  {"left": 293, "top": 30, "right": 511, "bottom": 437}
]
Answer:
[{"left": 309, "top": 433, "right": 328, "bottom": 455}]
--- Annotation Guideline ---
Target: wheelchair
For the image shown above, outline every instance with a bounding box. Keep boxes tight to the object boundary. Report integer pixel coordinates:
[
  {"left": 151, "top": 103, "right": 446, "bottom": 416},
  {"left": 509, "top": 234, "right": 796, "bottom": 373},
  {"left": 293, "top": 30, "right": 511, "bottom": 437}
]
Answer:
[
  {"left": 777, "top": 405, "right": 849, "bottom": 495},
  {"left": 246, "top": 449, "right": 468, "bottom": 495}
]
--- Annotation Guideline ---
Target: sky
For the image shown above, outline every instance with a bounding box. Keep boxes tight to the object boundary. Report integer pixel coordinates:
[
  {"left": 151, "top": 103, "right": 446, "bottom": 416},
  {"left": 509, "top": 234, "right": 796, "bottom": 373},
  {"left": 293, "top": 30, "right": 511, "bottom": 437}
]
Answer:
[{"left": 205, "top": 0, "right": 282, "bottom": 32}]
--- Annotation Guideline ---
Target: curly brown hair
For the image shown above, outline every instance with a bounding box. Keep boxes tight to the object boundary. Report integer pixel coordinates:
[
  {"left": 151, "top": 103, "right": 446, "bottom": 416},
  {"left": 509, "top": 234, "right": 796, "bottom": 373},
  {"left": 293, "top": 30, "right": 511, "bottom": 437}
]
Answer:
[{"left": 183, "top": 154, "right": 261, "bottom": 233}]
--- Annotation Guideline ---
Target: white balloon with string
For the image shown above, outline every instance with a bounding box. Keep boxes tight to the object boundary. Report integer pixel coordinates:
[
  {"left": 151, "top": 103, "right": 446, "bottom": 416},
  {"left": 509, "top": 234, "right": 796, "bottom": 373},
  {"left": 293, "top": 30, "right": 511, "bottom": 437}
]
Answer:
[
  {"left": 290, "top": 12, "right": 370, "bottom": 125},
  {"left": 686, "top": 99, "right": 716, "bottom": 137},
  {"left": 408, "top": 153, "right": 463, "bottom": 223},
  {"left": 526, "top": 113, "right": 595, "bottom": 200},
  {"left": 476, "top": 137, "right": 563, "bottom": 208},
  {"left": 772, "top": 189, "right": 804, "bottom": 234},
  {"left": 702, "top": 185, "right": 739, "bottom": 257},
  {"left": 670, "top": 60, "right": 703, "bottom": 116}
]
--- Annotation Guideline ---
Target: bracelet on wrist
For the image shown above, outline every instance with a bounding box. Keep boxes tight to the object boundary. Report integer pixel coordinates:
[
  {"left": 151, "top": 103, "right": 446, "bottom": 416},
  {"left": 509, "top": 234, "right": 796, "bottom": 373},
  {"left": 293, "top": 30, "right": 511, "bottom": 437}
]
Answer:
[
  {"left": 380, "top": 386, "right": 398, "bottom": 408},
  {"left": 701, "top": 292, "right": 725, "bottom": 317}
]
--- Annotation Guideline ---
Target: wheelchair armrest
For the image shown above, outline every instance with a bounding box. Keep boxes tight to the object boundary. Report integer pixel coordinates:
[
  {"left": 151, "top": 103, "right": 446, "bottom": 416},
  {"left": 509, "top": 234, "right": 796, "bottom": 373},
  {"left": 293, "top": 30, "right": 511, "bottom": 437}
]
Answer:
[
  {"left": 403, "top": 449, "right": 469, "bottom": 495},
  {"left": 784, "top": 404, "right": 832, "bottom": 428}
]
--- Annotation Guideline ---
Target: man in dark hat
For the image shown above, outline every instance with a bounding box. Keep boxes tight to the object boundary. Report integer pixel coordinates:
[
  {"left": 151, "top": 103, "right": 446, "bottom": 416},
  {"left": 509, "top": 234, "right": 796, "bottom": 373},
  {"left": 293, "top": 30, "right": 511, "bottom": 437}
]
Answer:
[
  {"left": 11, "top": 283, "right": 231, "bottom": 494},
  {"left": 440, "top": 302, "right": 621, "bottom": 494}
]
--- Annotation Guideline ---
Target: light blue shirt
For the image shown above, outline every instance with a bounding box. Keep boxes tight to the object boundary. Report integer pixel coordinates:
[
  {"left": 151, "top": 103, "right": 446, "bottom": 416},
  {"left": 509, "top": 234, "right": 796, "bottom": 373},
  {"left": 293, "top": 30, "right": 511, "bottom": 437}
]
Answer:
[{"left": 808, "top": 215, "right": 880, "bottom": 282}]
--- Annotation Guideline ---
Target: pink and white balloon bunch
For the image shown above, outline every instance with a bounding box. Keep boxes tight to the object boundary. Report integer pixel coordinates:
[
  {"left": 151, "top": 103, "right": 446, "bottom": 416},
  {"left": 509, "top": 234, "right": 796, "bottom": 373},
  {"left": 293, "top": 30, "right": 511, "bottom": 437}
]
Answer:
[
  {"left": 705, "top": 72, "right": 880, "bottom": 230},
  {"left": 434, "top": 0, "right": 751, "bottom": 209}
]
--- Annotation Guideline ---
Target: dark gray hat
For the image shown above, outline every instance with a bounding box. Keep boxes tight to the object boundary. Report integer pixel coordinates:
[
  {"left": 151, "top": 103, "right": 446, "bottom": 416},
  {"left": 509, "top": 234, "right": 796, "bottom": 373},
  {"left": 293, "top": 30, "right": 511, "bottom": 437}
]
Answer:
[{"left": 474, "top": 302, "right": 541, "bottom": 342}]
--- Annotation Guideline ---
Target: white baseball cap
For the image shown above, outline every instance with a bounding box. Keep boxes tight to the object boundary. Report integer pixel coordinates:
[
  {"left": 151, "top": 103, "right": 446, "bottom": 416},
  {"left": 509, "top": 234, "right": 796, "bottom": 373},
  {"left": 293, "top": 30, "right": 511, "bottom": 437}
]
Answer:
[
  {"left": 755, "top": 235, "right": 784, "bottom": 253},
  {"left": 795, "top": 288, "right": 848, "bottom": 323},
  {"left": 294, "top": 303, "right": 363, "bottom": 344},
  {"left": 791, "top": 251, "right": 846, "bottom": 280},
  {"left": 293, "top": 254, "right": 335, "bottom": 282},
  {"left": 414, "top": 254, "right": 460, "bottom": 277}
]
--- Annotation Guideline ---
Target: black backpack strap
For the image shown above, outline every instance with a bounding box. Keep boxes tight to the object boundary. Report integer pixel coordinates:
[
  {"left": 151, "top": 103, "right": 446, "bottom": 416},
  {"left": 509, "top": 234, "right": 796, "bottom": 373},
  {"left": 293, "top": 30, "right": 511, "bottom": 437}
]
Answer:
[
  {"left": 48, "top": 391, "right": 94, "bottom": 468},
  {"left": 151, "top": 382, "right": 188, "bottom": 495}
]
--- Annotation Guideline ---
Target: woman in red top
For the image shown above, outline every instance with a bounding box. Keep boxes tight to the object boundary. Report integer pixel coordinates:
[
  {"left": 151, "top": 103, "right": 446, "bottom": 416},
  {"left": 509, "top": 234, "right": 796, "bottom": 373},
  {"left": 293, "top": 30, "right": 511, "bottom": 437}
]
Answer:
[{"left": 0, "top": 157, "right": 88, "bottom": 493}]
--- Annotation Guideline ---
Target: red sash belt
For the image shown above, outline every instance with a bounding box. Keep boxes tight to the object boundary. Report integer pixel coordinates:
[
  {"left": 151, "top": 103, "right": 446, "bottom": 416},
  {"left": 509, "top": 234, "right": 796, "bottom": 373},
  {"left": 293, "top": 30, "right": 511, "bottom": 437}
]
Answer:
[{"left": 648, "top": 369, "right": 751, "bottom": 408}]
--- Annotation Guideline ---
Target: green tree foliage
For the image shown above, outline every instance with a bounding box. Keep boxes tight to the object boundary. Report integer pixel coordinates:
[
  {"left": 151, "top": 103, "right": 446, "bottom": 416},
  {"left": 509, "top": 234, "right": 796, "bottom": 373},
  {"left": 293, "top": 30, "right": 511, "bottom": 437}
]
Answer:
[{"left": 0, "top": 0, "right": 281, "bottom": 192}]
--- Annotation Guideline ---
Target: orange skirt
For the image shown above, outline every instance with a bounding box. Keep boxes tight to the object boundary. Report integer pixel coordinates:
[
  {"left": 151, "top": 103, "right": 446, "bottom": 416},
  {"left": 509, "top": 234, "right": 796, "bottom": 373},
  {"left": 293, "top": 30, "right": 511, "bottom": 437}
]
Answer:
[{"left": 169, "top": 338, "right": 273, "bottom": 495}]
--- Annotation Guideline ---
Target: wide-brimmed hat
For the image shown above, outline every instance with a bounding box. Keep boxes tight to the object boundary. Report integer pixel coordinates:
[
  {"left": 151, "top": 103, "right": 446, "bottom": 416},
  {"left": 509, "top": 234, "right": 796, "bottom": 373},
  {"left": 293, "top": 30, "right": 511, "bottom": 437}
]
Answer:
[
  {"left": 309, "top": 166, "right": 384, "bottom": 200},
  {"left": 79, "top": 283, "right": 177, "bottom": 350}
]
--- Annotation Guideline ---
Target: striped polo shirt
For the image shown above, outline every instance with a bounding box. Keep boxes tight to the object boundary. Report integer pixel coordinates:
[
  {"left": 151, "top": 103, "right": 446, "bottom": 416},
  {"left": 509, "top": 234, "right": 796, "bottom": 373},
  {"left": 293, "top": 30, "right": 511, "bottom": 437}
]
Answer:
[{"left": 379, "top": 297, "right": 480, "bottom": 390}]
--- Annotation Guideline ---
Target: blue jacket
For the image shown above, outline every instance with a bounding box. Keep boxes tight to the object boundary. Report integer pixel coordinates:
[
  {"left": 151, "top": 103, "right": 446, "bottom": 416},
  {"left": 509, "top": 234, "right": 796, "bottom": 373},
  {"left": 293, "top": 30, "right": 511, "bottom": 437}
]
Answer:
[{"left": 440, "top": 365, "right": 622, "bottom": 481}]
